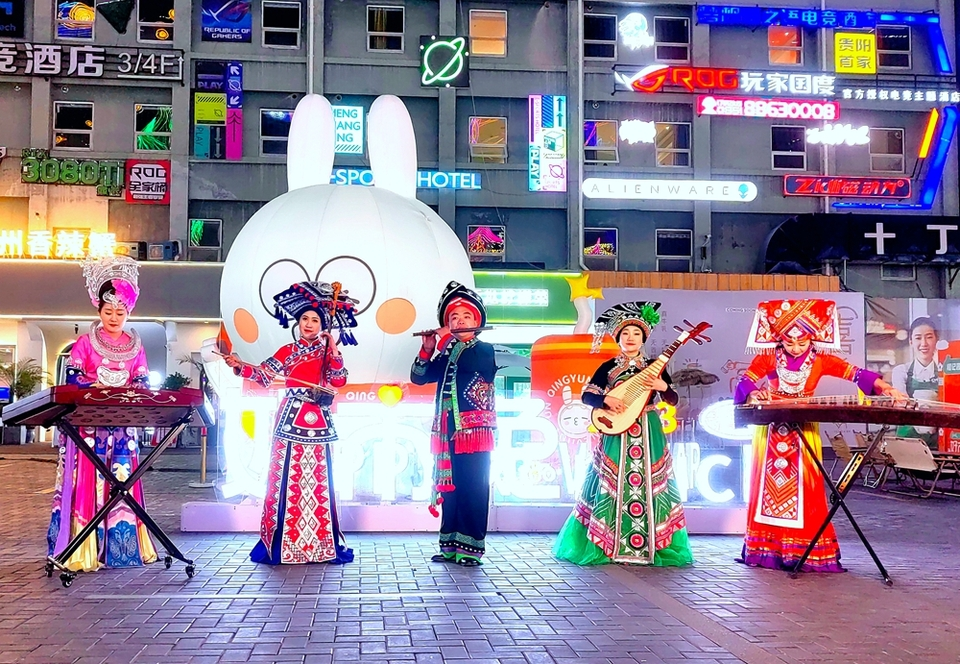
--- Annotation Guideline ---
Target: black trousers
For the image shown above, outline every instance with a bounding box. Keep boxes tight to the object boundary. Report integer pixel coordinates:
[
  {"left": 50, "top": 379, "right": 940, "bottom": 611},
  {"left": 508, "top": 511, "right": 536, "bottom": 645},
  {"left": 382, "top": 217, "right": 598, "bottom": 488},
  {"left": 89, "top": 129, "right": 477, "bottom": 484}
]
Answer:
[{"left": 439, "top": 441, "right": 491, "bottom": 558}]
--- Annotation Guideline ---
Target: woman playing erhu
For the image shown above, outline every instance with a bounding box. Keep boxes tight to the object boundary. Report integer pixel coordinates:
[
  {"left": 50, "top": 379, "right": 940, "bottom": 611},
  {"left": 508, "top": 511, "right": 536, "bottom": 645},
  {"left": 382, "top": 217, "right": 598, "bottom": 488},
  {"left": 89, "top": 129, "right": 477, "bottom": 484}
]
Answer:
[{"left": 734, "top": 299, "right": 905, "bottom": 572}]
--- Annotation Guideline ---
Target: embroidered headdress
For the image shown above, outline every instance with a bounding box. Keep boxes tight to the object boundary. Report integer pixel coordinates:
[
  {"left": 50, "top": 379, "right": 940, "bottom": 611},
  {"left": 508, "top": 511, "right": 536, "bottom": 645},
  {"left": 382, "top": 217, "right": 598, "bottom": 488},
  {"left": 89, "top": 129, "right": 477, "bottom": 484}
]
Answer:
[
  {"left": 592, "top": 301, "right": 661, "bottom": 352},
  {"left": 437, "top": 281, "right": 487, "bottom": 328},
  {"left": 83, "top": 256, "right": 140, "bottom": 311},
  {"left": 746, "top": 299, "right": 841, "bottom": 353},
  {"left": 271, "top": 281, "right": 360, "bottom": 345}
]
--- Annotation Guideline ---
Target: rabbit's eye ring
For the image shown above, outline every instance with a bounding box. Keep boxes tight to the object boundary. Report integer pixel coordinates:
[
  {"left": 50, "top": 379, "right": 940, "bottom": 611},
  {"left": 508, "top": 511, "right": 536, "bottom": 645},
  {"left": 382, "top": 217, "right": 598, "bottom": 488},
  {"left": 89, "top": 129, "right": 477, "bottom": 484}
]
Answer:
[
  {"left": 315, "top": 255, "right": 377, "bottom": 315},
  {"left": 259, "top": 259, "right": 310, "bottom": 315}
]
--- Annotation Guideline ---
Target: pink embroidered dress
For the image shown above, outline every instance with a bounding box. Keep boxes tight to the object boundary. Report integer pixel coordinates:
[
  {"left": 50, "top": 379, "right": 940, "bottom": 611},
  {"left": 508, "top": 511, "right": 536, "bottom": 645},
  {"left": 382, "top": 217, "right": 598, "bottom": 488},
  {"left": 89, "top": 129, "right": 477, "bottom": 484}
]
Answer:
[{"left": 47, "top": 324, "right": 158, "bottom": 572}]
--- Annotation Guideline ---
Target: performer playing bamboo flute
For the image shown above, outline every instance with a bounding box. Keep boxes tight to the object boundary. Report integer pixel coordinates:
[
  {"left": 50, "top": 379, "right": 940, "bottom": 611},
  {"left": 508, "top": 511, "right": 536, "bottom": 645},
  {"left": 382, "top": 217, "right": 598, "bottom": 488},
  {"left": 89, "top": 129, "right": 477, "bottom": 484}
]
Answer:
[
  {"left": 553, "top": 302, "right": 694, "bottom": 566},
  {"left": 223, "top": 281, "right": 358, "bottom": 565},
  {"left": 734, "top": 299, "right": 905, "bottom": 572},
  {"left": 411, "top": 282, "right": 497, "bottom": 567},
  {"left": 47, "top": 256, "right": 158, "bottom": 572}
]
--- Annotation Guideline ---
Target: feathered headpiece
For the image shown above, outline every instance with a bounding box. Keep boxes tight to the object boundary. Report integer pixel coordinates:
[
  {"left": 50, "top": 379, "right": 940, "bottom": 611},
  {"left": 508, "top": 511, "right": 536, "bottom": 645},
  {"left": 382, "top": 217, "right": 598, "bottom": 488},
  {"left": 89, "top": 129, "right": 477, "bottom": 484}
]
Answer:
[
  {"left": 271, "top": 281, "right": 360, "bottom": 346},
  {"left": 592, "top": 301, "right": 661, "bottom": 352},
  {"left": 746, "top": 299, "right": 841, "bottom": 353},
  {"left": 82, "top": 256, "right": 140, "bottom": 311},
  {"left": 437, "top": 281, "right": 487, "bottom": 328}
]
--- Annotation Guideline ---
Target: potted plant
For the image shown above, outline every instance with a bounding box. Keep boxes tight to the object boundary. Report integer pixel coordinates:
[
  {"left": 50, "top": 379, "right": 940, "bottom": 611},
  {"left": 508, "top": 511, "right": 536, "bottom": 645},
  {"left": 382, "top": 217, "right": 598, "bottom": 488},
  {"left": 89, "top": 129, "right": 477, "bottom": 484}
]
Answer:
[
  {"left": 161, "top": 372, "right": 191, "bottom": 391},
  {"left": 0, "top": 359, "right": 49, "bottom": 444}
]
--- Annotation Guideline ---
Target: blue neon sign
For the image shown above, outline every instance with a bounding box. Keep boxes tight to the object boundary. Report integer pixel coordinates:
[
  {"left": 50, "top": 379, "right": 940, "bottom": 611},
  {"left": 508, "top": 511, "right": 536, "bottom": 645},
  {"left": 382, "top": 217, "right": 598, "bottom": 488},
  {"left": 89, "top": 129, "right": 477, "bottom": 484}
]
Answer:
[
  {"left": 696, "top": 5, "right": 952, "bottom": 74},
  {"left": 330, "top": 168, "right": 482, "bottom": 190}
]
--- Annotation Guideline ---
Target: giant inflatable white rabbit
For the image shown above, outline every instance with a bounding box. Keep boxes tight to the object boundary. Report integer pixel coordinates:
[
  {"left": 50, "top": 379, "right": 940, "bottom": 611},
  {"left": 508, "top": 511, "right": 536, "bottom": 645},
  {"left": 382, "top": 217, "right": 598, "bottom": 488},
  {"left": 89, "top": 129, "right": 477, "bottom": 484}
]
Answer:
[{"left": 220, "top": 94, "right": 474, "bottom": 383}]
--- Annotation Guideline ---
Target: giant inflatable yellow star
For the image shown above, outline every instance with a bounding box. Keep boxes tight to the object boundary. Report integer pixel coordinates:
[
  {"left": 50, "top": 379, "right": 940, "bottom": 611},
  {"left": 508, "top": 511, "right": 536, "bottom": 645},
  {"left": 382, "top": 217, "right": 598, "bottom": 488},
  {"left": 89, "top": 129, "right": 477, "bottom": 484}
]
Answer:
[{"left": 565, "top": 272, "right": 603, "bottom": 301}]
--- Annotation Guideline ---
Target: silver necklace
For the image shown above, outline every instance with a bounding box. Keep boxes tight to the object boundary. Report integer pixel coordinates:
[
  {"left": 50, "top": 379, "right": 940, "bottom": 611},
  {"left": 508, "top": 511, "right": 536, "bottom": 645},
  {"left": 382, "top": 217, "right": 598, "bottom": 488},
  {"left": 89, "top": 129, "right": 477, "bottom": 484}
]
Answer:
[{"left": 88, "top": 322, "right": 142, "bottom": 364}]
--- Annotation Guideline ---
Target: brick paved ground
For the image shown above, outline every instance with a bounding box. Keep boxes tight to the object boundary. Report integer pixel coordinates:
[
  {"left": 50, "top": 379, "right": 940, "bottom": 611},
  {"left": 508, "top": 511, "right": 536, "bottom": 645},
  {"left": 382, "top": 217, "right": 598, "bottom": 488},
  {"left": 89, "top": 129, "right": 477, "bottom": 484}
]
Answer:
[{"left": 2, "top": 447, "right": 960, "bottom": 664}]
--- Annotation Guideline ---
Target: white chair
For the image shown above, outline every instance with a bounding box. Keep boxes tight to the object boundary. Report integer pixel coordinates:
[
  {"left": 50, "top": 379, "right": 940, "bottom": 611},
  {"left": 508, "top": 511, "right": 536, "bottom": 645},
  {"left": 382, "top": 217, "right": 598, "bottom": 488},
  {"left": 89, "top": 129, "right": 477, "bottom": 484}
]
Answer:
[{"left": 882, "top": 437, "right": 959, "bottom": 498}]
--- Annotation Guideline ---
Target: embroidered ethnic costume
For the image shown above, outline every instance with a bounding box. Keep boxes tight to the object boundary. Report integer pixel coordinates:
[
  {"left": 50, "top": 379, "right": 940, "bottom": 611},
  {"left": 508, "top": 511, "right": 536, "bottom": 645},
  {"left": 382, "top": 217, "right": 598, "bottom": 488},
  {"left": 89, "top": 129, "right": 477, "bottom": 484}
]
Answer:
[
  {"left": 554, "top": 302, "right": 694, "bottom": 566},
  {"left": 48, "top": 257, "right": 158, "bottom": 572},
  {"left": 234, "top": 281, "right": 358, "bottom": 565},
  {"left": 411, "top": 282, "right": 497, "bottom": 565},
  {"left": 734, "top": 299, "right": 883, "bottom": 573}
]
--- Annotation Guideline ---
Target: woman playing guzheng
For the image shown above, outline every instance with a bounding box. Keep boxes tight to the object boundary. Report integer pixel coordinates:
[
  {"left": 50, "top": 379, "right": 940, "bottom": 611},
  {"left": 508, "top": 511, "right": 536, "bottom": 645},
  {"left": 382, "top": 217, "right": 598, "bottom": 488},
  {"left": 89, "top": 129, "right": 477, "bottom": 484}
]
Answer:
[
  {"left": 553, "top": 302, "right": 694, "bottom": 567},
  {"left": 47, "top": 256, "right": 158, "bottom": 572},
  {"left": 734, "top": 299, "right": 904, "bottom": 572},
  {"left": 223, "top": 281, "right": 357, "bottom": 565}
]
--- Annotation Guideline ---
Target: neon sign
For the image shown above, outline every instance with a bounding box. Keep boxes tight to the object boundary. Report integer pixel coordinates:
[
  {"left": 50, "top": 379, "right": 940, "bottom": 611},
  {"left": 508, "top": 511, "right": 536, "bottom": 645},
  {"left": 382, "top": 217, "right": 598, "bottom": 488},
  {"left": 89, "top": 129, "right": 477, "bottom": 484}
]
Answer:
[
  {"left": 619, "top": 13, "right": 653, "bottom": 49},
  {"left": 582, "top": 178, "right": 758, "bottom": 202},
  {"left": 419, "top": 35, "right": 470, "bottom": 88},
  {"left": 528, "top": 94, "right": 567, "bottom": 193},
  {"left": 330, "top": 168, "right": 482, "bottom": 190},
  {"left": 618, "top": 119, "right": 656, "bottom": 144},
  {"left": 616, "top": 65, "right": 738, "bottom": 93},
  {"left": 841, "top": 88, "right": 960, "bottom": 104},
  {"left": 697, "top": 95, "right": 839, "bottom": 120},
  {"left": 805, "top": 124, "right": 869, "bottom": 146},
  {"left": 20, "top": 149, "right": 124, "bottom": 197},
  {"left": 0, "top": 229, "right": 117, "bottom": 259},
  {"left": 332, "top": 105, "right": 364, "bottom": 154},
  {"left": 834, "top": 32, "right": 876, "bottom": 74},
  {"left": 783, "top": 176, "right": 911, "bottom": 198},
  {"left": 616, "top": 67, "right": 835, "bottom": 96}
]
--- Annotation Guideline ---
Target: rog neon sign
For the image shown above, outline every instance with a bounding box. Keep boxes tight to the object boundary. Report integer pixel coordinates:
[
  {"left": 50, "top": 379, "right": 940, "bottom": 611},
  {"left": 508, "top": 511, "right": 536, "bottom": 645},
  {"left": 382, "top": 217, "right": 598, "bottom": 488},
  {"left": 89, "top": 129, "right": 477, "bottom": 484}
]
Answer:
[{"left": 615, "top": 65, "right": 739, "bottom": 93}]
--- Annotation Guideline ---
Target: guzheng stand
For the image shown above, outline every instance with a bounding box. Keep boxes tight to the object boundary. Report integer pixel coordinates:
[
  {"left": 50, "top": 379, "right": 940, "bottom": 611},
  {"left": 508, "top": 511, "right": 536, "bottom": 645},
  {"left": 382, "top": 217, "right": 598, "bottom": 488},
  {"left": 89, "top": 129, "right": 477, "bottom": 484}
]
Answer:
[
  {"left": 735, "top": 396, "right": 960, "bottom": 586},
  {"left": 1, "top": 386, "right": 206, "bottom": 588}
]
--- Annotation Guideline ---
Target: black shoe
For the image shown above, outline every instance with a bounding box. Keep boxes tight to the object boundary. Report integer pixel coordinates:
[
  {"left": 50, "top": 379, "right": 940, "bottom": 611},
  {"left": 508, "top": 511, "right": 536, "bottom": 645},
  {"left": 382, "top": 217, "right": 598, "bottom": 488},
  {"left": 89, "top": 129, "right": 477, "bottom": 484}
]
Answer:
[
  {"left": 431, "top": 554, "right": 451, "bottom": 563},
  {"left": 456, "top": 558, "right": 481, "bottom": 567}
]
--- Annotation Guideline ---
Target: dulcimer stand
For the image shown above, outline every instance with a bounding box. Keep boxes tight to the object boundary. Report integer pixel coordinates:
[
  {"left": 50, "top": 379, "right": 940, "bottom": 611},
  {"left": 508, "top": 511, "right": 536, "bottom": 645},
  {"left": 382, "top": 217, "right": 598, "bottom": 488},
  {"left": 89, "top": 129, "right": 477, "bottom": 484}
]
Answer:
[
  {"left": 735, "top": 395, "right": 960, "bottom": 586},
  {"left": 1, "top": 385, "right": 207, "bottom": 587}
]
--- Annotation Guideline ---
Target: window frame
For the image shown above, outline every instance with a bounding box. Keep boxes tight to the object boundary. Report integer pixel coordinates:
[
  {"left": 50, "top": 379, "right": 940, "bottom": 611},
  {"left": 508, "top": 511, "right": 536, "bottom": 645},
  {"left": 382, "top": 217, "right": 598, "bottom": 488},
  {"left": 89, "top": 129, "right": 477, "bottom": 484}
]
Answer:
[
  {"left": 262, "top": 0, "right": 302, "bottom": 49},
  {"left": 133, "top": 103, "right": 172, "bottom": 152},
  {"left": 469, "top": 9, "right": 508, "bottom": 58},
  {"left": 768, "top": 25, "right": 803, "bottom": 66},
  {"left": 876, "top": 25, "right": 911, "bottom": 70},
  {"left": 771, "top": 124, "right": 807, "bottom": 170},
  {"left": 468, "top": 115, "right": 508, "bottom": 164},
  {"left": 583, "top": 13, "right": 617, "bottom": 60},
  {"left": 655, "top": 228, "right": 693, "bottom": 273},
  {"left": 53, "top": 101, "right": 94, "bottom": 151},
  {"left": 367, "top": 5, "right": 405, "bottom": 53},
  {"left": 654, "top": 121, "right": 691, "bottom": 168},
  {"left": 584, "top": 119, "right": 619, "bottom": 164},
  {"left": 259, "top": 108, "right": 294, "bottom": 156},
  {"left": 654, "top": 16, "right": 690, "bottom": 63},
  {"left": 869, "top": 127, "right": 905, "bottom": 174},
  {"left": 137, "top": 0, "right": 175, "bottom": 44}
]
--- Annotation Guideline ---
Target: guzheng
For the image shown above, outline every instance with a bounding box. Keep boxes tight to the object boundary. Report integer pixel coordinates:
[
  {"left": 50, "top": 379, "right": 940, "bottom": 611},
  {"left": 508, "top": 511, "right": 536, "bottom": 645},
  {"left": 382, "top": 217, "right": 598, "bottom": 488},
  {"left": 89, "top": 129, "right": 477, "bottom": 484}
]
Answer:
[
  {"left": 734, "top": 395, "right": 960, "bottom": 429},
  {"left": 1, "top": 384, "right": 205, "bottom": 428},
  {"left": 0, "top": 385, "right": 205, "bottom": 587}
]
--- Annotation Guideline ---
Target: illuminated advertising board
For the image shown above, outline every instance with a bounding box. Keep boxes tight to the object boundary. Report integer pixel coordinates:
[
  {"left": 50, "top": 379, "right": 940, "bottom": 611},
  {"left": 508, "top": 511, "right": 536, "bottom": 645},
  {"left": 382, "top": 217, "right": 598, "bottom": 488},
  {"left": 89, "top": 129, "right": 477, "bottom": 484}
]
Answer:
[
  {"left": 332, "top": 105, "right": 364, "bottom": 154},
  {"left": 834, "top": 32, "right": 876, "bottom": 74},
  {"left": 583, "top": 178, "right": 758, "bottom": 202},
  {"left": 697, "top": 95, "right": 840, "bottom": 120},
  {"left": 330, "top": 168, "right": 482, "bottom": 190},
  {"left": 783, "top": 175, "right": 911, "bottom": 198},
  {"left": 841, "top": 88, "right": 960, "bottom": 104},
  {"left": 419, "top": 35, "right": 470, "bottom": 88},
  {"left": 616, "top": 66, "right": 835, "bottom": 96},
  {"left": 528, "top": 94, "right": 567, "bottom": 192}
]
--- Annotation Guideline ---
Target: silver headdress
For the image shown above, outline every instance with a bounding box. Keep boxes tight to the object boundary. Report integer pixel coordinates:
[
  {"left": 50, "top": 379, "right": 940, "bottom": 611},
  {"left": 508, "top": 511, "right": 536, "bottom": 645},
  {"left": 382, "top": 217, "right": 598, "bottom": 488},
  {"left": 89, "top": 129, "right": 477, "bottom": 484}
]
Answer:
[{"left": 82, "top": 256, "right": 140, "bottom": 311}]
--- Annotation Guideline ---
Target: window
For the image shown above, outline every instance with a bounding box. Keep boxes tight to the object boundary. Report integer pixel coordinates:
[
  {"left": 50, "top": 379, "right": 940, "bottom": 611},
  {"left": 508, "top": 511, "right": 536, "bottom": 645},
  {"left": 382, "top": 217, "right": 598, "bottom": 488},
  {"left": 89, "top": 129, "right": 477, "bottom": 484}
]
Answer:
[
  {"left": 56, "top": 0, "right": 95, "bottom": 40},
  {"left": 470, "top": 10, "right": 507, "bottom": 57},
  {"left": 870, "top": 128, "right": 905, "bottom": 173},
  {"left": 188, "top": 219, "right": 223, "bottom": 261},
  {"left": 468, "top": 116, "right": 507, "bottom": 163},
  {"left": 138, "top": 0, "right": 174, "bottom": 43},
  {"left": 584, "top": 14, "right": 616, "bottom": 59},
  {"left": 260, "top": 109, "right": 293, "bottom": 155},
  {"left": 654, "top": 17, "right": 689, "bottom": 62},
  {"left": 367, "top": 5, "right": 403, "bottom": 52},
  {"left": 584, "top": 120, "right": 618, "bottom": 163},
  {"left": 263, "top": 1, "right": 301, "bottom": 48},
  {"left": 654, "top": 122, "right": 690, "bottom": 167},
  {"left": 877, "top": 26, "right": 910, "bottom": 69},
  {"left": 134, "top": 104, "right": 172, "bottom": 151},
  {"left": 880, "top": 264, "right": 916, "bottom": 281},
  {"left": 771, "top": 125, "right": 806, "bottom": 170},
  {"left": 769, "top": 26, "right": 802, "bottom": 65},
  {"left": 656, "top": 229, "right": 693, "bottom": 272},
  {"left": 54, "top": 102, "right": 93, "bottom": 150}
]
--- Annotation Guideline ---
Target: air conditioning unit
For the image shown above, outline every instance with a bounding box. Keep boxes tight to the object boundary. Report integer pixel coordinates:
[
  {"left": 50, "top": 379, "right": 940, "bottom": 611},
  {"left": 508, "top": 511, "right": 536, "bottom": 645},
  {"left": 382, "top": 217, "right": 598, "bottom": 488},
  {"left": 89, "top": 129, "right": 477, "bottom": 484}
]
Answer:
[{"left": 115, "top": 241, "right": 146, "bottom": 260}]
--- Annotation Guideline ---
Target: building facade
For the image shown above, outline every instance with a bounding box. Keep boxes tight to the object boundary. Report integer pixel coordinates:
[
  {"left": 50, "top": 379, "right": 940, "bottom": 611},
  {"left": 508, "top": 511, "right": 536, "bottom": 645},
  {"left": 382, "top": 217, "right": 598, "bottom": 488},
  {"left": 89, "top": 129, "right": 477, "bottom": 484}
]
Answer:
[{"left": 0, "top": 0, "right": 958, "bottom": 295}]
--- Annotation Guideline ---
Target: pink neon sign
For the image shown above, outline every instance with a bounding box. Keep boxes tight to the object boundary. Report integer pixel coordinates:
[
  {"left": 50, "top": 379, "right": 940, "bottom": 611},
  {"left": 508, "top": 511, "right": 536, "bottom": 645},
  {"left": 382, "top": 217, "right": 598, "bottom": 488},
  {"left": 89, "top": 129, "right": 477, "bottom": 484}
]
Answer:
[{"left": 697, "top": 95, "right": 840, "bottom": 120}]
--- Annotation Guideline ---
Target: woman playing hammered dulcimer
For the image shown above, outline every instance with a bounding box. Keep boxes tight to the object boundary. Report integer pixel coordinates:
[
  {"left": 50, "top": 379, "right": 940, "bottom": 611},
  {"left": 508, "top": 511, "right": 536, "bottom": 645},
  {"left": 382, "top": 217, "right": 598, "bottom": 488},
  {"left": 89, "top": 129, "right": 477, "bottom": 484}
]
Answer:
[
  {"left": 48, "top": 256, "right": 158, "bottom": 572},
  {"left": 734, "top": 299, "right": 905, "bottom": 572}
]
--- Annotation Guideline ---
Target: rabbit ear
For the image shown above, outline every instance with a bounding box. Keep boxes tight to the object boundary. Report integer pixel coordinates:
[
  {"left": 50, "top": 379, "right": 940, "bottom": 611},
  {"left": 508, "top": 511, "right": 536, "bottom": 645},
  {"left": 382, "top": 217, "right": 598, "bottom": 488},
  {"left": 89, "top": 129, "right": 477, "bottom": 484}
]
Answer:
[
  {"left": 368, "top": 95, "right": 418, "bottom": 199},
  {"left": 287, "top": 94, "right": 335, "bottom": 191}
]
